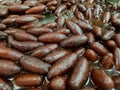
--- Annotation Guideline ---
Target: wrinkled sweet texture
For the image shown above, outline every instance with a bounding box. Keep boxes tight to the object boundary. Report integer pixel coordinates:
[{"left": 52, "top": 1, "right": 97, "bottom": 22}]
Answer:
[{"left": 0, "top": 0, "right": 120, "bottom": 90}]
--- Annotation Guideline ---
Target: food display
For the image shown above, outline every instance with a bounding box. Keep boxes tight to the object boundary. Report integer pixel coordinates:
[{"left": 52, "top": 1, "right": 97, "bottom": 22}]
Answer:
[{"left": 0, "top": 0, "right": 120, "bottom": 90}]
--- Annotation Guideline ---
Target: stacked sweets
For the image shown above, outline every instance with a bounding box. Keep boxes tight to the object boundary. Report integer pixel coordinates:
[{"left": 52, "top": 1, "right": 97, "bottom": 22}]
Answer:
[{"left": 0, "top": 0, "right": 120, "bottom": 90}]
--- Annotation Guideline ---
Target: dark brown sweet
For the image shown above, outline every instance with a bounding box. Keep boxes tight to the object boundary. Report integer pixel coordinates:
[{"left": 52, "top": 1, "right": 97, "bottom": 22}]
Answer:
[
  {"left": 55, "top": 28, "right": 71, "bottom": 35},
  {"left": 85, "top": 49, "right": 98, "bottom": 62},
  {"left": 0, "top": 0, "right": 120, "bottom": 90},
  {"left": 69, "top": 57, "right": 89, "bottom": 90},
  {"left": 27, "top": 27, "right": 53, "bottom": 36},
  {"left": 15, "top": 15, "right": 37, "bottom": 24},
  {"left": 55, "top": 5, "right": 67, "bottom": 14},
  {"left": 31, "top": 44, "right": 58, "bottom": 59},
  {"left": 20, "top": 55, "right": 51, "bottom": 74},
  {"left": 8, "top": 36, "right": 43, "bottom": 52},
  {"left": 93, "top": 26, "right": 102, "bottom": 37},
  {"left": 38, "top": 32, "right": 67, "bottom": 43},
  {"left": 13, "top": 31, "right": 37, "bottom": 41},
  {"left": 72, "top": 19, "right": 93, "bottom": 32},
  {"left": 43, "top": 49, "right": 71, "bottom": 64},
  {"left": 49, "top": 76, "right": 67, "bottom": 90},
  {"left": 48, "top": 53, "right": 77, "bottom": 79},
  {"left": 91, "top": 68, "right": 114, "bottom": 90},
  {"left": 25, "top": 4, "right": 46, "bottom": 14},
  {"left": 8, "top": 5, "right": 29, "bottom": 13},
  {"left": 101, "top": 53, "right": 114, "bottom": 69},
  {"left": 14, "top": 74, "right": 42, "bottom": 87},
  {"left": 0, "top": 60, "right": 20, "bottom": 76},
  {"left": 0, "top": 47, "right": 23, "bottom": 61},
  {"left": 90, "top": 42, "right": 109, "bottom": 56},
  {"left": 60, "top": 35, "right": 88, "bottom": 48},
  {"left": 57, "top": 16, "right": 65, "bottom": 28},
  {"left": 66, "top": 20, "right": 83, "bottom": 35}
]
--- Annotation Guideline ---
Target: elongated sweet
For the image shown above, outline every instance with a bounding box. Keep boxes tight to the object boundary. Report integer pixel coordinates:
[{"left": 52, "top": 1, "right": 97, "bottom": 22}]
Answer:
[
  {"left": 69, "top": 57, "right": 89, "bottom": 90},
  {"left": 48, "top": 53, "right": 77, "bottom": 79},
  {"left": 9, "top": 36, "right": 43, "bottom": 52},
  {"left": 25, "top": 4, "right": 46, "bottom": 14},
  {"left": 0, "top": 0, "right": 120, "bottom": 90},
  {"left": 31, "top": 44, "right": 58, "bottom": 59},
  {"left": 20, "top": 55, "right": 51, "bottom": 74},
  {"left": 13, "top": 31, "right": 37, "bottom": 41},
  {"left": 90, "top": 42, "right": 109, "bottom": 56},
  {"left": 14, "top": 74, "right": 42, "bottom": 87},
  {"left": 66, "top": 20, "right": 83, "bottom": 35},
  {"left": 60, "top": 35, "right": 88, "bottom": 48},
  {"left": 27, "top": 27, "right": 53, "bottom": 36},
  {"left": 91, "top": 68, "right": 114, "bottom": 90},
  {"left": 0, "top": 47, "right": 23, "bottom": 61},
  {"left": 43, "top": 49, "right": 71, "bottom": 64},
  {"left": 8, "top": 5, "right": 29, "bottom": 13},
  {"left": 38, "top": 32, "right": 67, "bottom": 43},
  {"left": 0, "top": 60, "right": 20, "bottom": 76}
]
